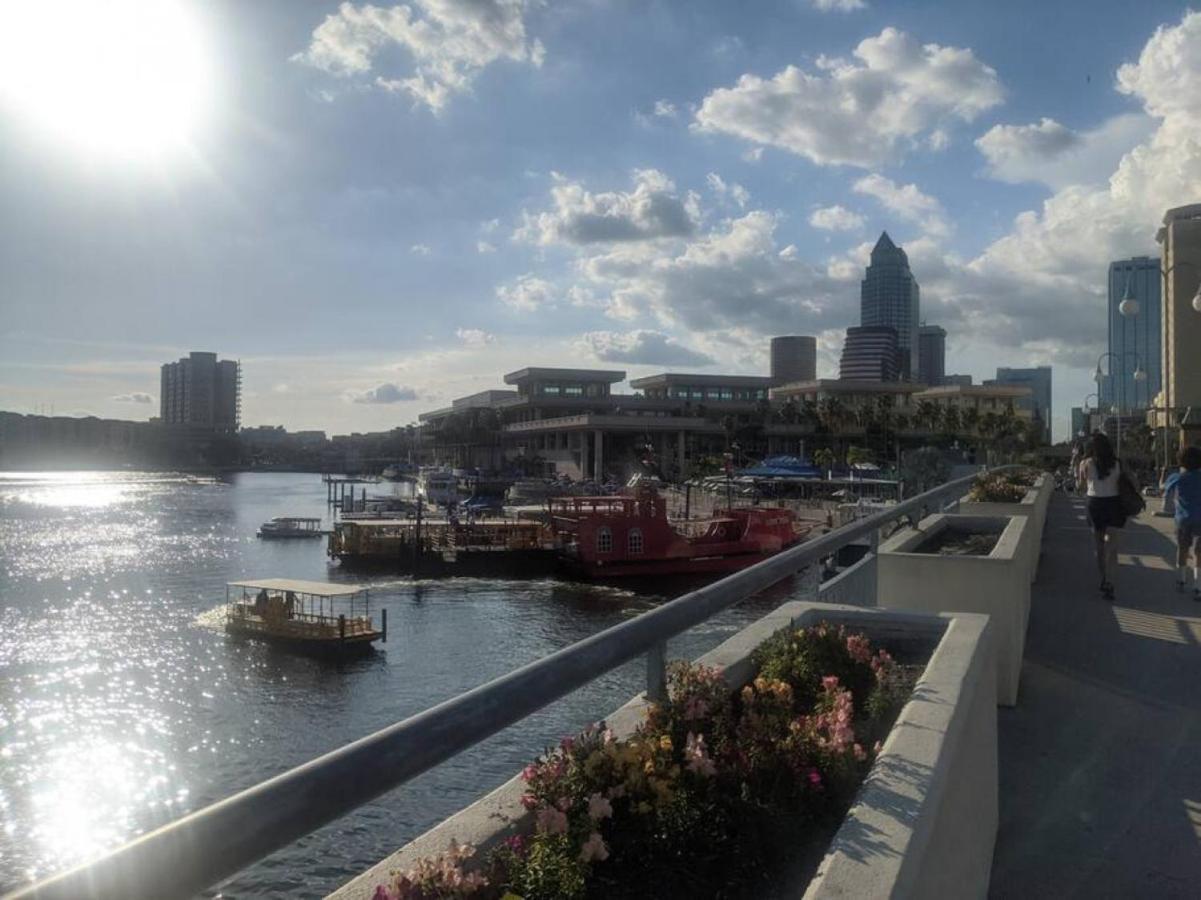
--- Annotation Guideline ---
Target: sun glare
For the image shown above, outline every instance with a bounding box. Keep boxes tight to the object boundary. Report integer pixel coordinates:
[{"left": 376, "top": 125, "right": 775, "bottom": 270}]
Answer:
[{"left": 0, "top": 0, "right": 212, "bottom": 159}]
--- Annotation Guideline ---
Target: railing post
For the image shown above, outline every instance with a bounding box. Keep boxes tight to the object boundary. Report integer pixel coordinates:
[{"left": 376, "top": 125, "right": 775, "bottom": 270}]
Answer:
[
  {"left": 867, "top": 528, "right": 880, "bottom": 606},
  {"left": 646, "top": 641, "right": 667, "bottom": 703}
]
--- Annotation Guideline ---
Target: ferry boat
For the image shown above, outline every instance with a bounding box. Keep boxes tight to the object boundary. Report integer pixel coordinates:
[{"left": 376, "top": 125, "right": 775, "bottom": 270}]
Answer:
[
  {"left": 224, "top": 578, "right": 384, "bottom": 656},
  {"left": 417, "top": 468, "right": 459, "bottom": 507},
  {"left": 257, "top": 516, "right": 324, "bottom": 539},
  {"left": 549, "top": 484, "right": 812, "bottom": 578}
]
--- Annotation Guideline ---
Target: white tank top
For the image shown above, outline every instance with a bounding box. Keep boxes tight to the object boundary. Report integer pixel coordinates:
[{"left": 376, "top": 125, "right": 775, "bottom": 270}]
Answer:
[{"left": 1084, "top": 459, "right": 1121, "bottom": 498}]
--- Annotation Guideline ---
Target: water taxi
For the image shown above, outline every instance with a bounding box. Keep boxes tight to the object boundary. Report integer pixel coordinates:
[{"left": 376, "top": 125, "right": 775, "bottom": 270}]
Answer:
[
  {"left": 417, "top": 467, "right": 459, "bottom": 507},
  {"left": 224, "top": 578, "right": 385, "bottom": 656},
  {"left": 257, "top": 516, "right": 325, "bottom": 539}
]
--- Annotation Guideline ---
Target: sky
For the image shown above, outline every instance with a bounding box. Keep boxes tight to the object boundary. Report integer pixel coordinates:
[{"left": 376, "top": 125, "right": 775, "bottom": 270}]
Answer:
[{"left": 2, "top": 0, "right": 1200, "bottom": 441}]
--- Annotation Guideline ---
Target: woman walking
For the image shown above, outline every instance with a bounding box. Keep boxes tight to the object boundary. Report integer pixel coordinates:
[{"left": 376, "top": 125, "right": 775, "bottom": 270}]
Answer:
[
  {"left": 1077, "top": 432, "right": 1127, "bottom": 600},
  {"left": 1164, "top": 445, "right": 1201, "bottom": 599}
]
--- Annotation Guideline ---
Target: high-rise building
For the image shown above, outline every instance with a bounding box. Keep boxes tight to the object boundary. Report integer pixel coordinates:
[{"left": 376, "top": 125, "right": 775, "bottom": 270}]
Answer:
[
  {"left": 940, "top": 374, "right": 973, "bottom": 387},
  {"left": 769, "top": 335, "right": 817, "bottom": 385},
  {"left": 918, "top": 325, "right": 946, "bottom": 386},
  {"left": 839, "top": 326, "right": 899, "bottom": 382},
  {"left": 861, "top": 232, "right": 920, "bottom": 380},
  {"left": 160, "top": 352, "right": 241, "bottom": 431},
  {"left": 1103, "top": 257, "right": 1161, "bottom": 412},
  {"left": 1071, "top": 406, "right": 1087, "bottom": 439},
  {"left": 1155, "top": 204, "right": 1201, "bottom": 447},
  {"left": 988, "top": 366, "right": 1052, "bottom": 443}
]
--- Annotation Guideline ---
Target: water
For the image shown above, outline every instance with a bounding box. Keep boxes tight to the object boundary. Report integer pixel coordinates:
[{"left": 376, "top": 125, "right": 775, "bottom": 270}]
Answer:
[{"left": 0, "top": 472, "right": 795, "bottom": 898}]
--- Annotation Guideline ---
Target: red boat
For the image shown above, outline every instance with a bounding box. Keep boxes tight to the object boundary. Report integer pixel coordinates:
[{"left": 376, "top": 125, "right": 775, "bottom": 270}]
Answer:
[{"left": 548, "top": 485, "right": 812, "bottom": 578}]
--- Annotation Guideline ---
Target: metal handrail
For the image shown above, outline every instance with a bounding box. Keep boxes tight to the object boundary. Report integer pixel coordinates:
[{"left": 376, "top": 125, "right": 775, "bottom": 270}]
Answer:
[{"left": 8, "top": 466, "right": 1011, "bottom": 900}]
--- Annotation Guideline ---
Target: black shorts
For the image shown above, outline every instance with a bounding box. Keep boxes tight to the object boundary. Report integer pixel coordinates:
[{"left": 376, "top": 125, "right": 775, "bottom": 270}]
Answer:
[
  {"left": 1088, "top": 496, "right": 1126, "bottom": 531},
  {"left": 1179, "top": 520, "right": 1201, "bottom": 546}
]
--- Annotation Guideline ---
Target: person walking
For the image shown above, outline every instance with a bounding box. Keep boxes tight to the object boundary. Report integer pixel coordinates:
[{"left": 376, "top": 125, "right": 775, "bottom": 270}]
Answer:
[
  {"left": 1164, "top": 445, "right": 1201, "bottom": 599},
  {"left": 1077, "top": 432, "right": 1127, "bottom": 600}
]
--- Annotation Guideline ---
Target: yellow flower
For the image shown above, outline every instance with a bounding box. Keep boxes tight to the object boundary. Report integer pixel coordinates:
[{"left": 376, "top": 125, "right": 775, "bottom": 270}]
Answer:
[
  {"left": 644, "top": 759, "right": 655, "bottom": 774},
  {"left": 659, "top": 735, "right": 673, "bottom": 752}
]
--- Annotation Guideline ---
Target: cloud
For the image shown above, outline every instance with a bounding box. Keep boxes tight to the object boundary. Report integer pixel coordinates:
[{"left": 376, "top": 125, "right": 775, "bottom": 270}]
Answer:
[
  {"left": 456, "top": 328, "right": 496, "bottom": 347},
  {"left": 653, "top": 99, "right": 678, "bottom": 119},
  {"left": 693, "top": 27, "right": 1002, "bottom": 167},
  {"left": 410, "top": 243, "right": 432, "bottom": 255},
  {"left": 350, "top": 382, "right": 419, "bottom": 404},
  {"left": 476, "top": 240, "right": 496, "bottom": 253},
  {"left": 809, "top": 204, "right": 865, "bottom": 232},
  {"left": 975, "top": 114, "right": 1153, "bottom": 188},
  {"left": 111, "top": 392, "right": 153, "bottom": 404},
  {"left": 516, "top": 169, "right": 700, "bottom": 245},
  {"left": 706, "top": 172, "right": 750, "bottom": 208},
  {"left": 812, "top": 0, "right": 866, "bottom": 11},
  {"left": 576, "top": 330, "right": 716, "bottom": 367},
  {"left": 852, "top": 174, "right": 949, "bottom": 237},
  {"left": 293, "top": 0, "right": 544, "bottom": 112},
  {"left": 497, "top": 273, "right": 555, "bottom": 311}
]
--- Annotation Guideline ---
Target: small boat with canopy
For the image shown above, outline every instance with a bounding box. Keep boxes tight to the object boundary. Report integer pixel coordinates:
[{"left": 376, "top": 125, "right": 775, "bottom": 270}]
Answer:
[
  {"left": 257, "top": 516, "right": 325, "bottom": 539},
  {"left": 224, "top": 578, "right": 385, "bottom": 656}
]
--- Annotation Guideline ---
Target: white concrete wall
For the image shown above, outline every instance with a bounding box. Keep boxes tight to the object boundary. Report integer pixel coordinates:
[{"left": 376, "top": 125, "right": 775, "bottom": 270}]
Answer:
[
  {"left": 330, "top": 604, "right": 999, "bottom": 900},
  {"left": 956, "top": 491, "right": 1040, "bottom": 584},
  {"left": 877, "top": 513, "right": 1028, "bottom": 706}
]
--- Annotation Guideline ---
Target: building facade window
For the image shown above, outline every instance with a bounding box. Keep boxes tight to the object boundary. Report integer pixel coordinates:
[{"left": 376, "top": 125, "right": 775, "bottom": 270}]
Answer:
[
  {"left": 596, "top": 527, "right": 612, "bottom": 553},
  {"left": 628, "top": 528, "right": 643, "bottom": 554}
]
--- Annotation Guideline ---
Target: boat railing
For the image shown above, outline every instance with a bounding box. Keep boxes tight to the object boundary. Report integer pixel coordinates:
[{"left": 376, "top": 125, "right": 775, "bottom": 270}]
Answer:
[{"left": 13, "top": 466, "right": 1002, "bottom": 900}]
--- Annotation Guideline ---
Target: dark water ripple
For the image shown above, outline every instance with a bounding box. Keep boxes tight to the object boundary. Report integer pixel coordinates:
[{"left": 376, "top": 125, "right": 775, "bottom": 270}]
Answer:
[{"left": 0, "top": 472, "right": 792, "bottom": 898}]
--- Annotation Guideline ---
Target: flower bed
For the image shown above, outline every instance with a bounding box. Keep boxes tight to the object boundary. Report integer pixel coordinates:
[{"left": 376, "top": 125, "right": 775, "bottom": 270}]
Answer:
[
  {"left": 958, "top": 470, "right": 1048, "bottom": 583},
  {"left": 371, "top": 623, "right": 913, "bottom": 900}
]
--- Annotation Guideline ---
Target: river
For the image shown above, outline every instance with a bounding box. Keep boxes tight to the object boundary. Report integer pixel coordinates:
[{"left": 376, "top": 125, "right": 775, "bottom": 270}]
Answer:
[{"left": 0, "top": 471, "right": 796, "bottom": 898}]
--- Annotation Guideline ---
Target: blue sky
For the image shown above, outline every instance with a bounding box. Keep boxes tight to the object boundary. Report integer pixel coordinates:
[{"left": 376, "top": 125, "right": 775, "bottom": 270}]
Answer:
[{"left": 2, "top": 0, "right": 1199, "bottom": 440}]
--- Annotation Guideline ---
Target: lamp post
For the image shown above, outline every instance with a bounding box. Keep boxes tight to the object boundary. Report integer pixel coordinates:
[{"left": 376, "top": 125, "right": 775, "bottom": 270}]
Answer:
[{"left": 1094, "top": 352, "right": 1143, "bottom": 457}]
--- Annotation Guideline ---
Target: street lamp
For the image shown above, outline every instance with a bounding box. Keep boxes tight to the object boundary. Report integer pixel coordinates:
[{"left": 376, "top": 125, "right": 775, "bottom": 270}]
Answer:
[{"left": 1094, "top": 351, "right": 1142, "bottom": 457}]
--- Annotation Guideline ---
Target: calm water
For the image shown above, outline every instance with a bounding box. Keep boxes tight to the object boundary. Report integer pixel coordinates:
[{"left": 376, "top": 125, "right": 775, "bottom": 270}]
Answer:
[{"left": 0, "top": 472, "right": 794, "bottom": 898}]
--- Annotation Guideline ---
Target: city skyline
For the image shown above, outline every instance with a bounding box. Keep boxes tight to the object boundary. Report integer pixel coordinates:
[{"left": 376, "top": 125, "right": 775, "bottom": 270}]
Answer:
[{"left": 3, "top": 2, "right": 1201, "bottom": 441}]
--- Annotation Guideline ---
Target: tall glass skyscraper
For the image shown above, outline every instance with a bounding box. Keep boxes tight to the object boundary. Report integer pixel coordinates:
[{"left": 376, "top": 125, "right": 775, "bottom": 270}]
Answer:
[
  {"left": 861, "top": 232, "right": 920, "bottom": 380},
  {"left": 1104, "top": 256, "right": 1161, "bottom": 412}
]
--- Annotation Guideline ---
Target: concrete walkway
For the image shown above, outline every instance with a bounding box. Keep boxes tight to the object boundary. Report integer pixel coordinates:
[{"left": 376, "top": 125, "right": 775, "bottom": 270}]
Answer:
[{"left": 990, "top": 492, "right": 1201, "bottom": 898}]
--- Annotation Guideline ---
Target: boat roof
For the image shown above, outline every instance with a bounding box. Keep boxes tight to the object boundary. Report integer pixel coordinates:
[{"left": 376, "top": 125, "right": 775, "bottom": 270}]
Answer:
[
  {"left": 228, "top": 578, "right": 365, "bottom": 597},
  {"left": 270, "top": 516, "right": 321, "bottom": 523}
]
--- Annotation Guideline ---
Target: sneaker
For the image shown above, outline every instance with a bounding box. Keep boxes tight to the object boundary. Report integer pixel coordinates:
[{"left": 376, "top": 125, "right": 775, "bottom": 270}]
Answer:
[{"left": 1179, "top": 577, "right": 1189, "bottom": 593}]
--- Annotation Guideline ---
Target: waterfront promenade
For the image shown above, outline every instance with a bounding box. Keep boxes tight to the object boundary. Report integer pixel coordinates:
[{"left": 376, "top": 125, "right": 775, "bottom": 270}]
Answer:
[{"left": 991, "top": 493, "right": 1201, "bottom": 897}]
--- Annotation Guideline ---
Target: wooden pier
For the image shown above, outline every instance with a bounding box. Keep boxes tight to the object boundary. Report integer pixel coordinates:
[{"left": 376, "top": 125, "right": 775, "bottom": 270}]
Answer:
[{"left": 323, "top": 474, "right": 377, "bottom": 511}]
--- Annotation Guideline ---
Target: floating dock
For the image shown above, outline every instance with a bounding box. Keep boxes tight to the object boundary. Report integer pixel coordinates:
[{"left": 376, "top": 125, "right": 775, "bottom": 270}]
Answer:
[{"left": 328, "top": 518, "right": 558, "bottom": 575}]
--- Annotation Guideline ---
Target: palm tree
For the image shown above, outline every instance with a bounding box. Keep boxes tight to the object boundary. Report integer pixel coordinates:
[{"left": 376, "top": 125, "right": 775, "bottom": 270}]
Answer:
[
  {"left": 961, "top": 406, "right": 980, "bottom": 438},
  {"left": 942, "top": 406, "right": 961, "bottom": 437}
]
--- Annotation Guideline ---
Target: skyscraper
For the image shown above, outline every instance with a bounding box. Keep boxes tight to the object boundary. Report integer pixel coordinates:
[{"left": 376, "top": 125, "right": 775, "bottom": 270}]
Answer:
[
  {"left": 861, "top": 232, "right": 920, "bottom": 380},
  {"left": 839, "top": 326, "right": 899, "bottom": 382},
  {"left": 160, "top": 352, "right": 241, "bottom": 431},
  {"left": 1104, "top": 257, "right": 1160, "bottom": 412},
  {"left": 918, "top": 325, "right": 946, "bottom": 386},
  {"left": 989, "top": 366, "right": 1052, "bottom": 443},
  {"left": 1156, "top": 204, "right": 1201, "bottom": 448},
  {"left": 769, "top": 335, "right": 817, "bottom": 385}
]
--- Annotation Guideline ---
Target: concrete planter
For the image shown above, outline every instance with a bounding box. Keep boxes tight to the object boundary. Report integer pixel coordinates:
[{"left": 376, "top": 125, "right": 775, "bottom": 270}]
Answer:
[
  {"left": 877, "top": 513, "right": 1028, "bottom": 706},
  {"left": 956, "top": 478, "right": 1045, "bottom": 584},
  {"left": 331, "top": 603, "right": 998, "bottom": 900}
]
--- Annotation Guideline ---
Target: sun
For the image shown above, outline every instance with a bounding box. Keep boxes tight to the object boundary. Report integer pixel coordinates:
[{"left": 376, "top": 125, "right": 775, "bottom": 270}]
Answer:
[{"left": 0, "top": 0, "right": 212, "bottom": 159}]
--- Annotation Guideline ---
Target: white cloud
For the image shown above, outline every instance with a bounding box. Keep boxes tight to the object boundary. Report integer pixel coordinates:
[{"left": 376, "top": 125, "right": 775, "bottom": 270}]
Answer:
[
  {"left": 694, "top": 27, "right": 1002, "bottom": 167},
  {"left": 576, "top": 330, "right": 716, "bottom": 367},
  {"left": 111, "top": 392, "right": 153, "bottom": 404},
  {"left": 497, "top": 273, "right": 555, "bottom": 311},
  {"left": 706, "top": 172, "right": 750, "bottom": 208},
  {"left": 809, "top": 204, "right": 865, "bottom": 232},
  {"left": 852, "top": 174, "right": 949, "bottom": 237},
  {"left": 516, "top": 169, "right": 700, "bottom": 245},
  {"left": 812, "top": 0, "right": 866, "bottom": 11},
  {"left": 742, "top": 147, "right": 764, "bottom": 163},
  {"left": 293, "top": 0, "right": 544, "bottom": 112},
  {"left": 653, "top": 99, "right": 678, "bottom": 119},
  {"left": 350, "top": 382, "right": 419, "bottom": 404},
  {"left": 410, "top": 243, "right": 432, "bottom": 255},
  {"left": 456, "top": 328, "right": 496, "bottom": 347},
  {"left": 477, "top": 240, "right": 496, "bottom": 253},
  {"left": 975, "top": 114, "right": 1153, "bottom": 188}
]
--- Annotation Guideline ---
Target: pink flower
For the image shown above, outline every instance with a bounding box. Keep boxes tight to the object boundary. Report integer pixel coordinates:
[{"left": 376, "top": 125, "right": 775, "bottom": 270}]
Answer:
[
  {"left": 535, "top": 806, "right": 569, "bottom": 835},
  {"left": 821, "top": 675, "right": 840, "bottom": 692},
  {"left": 556, "top": 795, "right": 572, "bottom": 812},
  {"left": 684, "top": 732, "right": 717, "bottom": 777},
  {"left": 807, "top": 768, "right": 823, "bottom": 789},
  {"left": 521, "top": 764, "right": 538, "bottom": 782},
  {"left": 587, "top": 793, "right": 613, "bottom": 821},
  {"left": 579, "top": 831, "right": 610, "bottom": 863},
  {"left": 372, "top": 886, "right": 395, "bottom": 900},
  {"left": 504, "top": 835, "right": 526, "bottom": 855},
  {"left": 519, "top": 793, "right": 538, "bottom": 811},
  {"left": 853, "top": 743, "right": 866, "bottom": 761},
  {"left": 846, "top": 633, "right": 872, "bottom": 664},
  {"left": 560, "top": 736, "right": 575, "bottom": 753}
]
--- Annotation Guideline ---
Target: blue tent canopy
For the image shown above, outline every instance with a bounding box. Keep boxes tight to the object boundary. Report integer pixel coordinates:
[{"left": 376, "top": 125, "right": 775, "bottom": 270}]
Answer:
[{"left": 737, "top": 455, "right": 823, "bottom": 479}]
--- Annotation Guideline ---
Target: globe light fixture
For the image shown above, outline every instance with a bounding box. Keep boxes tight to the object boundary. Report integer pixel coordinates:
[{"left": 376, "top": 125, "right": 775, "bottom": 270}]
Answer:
[
  {"left": 1193, "top": 285, "right": 1201, "bottom": 312},
  {"left": 1118, "top": 296, "right": 1139, "bottom": 316},
  {"left": 1134, "top": 367, "right": 1147, "bottom": 382}
]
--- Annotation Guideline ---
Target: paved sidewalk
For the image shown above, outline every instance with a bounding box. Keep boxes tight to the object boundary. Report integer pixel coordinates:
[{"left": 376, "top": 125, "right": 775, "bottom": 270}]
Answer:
[{"left": 990, "top": 492, "right": 1201, "bottom": 898}]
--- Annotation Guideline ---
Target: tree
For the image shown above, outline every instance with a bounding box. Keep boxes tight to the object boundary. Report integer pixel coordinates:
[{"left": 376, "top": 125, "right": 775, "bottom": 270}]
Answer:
[
  {"left": 942, "top": 406, "right": 962, "bottom": 437},
  {"left": 813, "top": 447, "right": 836, "bottom": 472},
  {"left": 780, "top": 397, "right": 800, "bottom": 425},
  {"left": 847, "top": 445, "right": 874, "bottom": 466}
]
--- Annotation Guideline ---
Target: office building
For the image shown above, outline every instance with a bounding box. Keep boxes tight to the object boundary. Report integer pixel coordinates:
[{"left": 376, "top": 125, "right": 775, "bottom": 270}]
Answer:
[
  {"left": 1103, "top": 257, "right": 1161, "bottom": 411},
  {"left": 940, "top": 374, "right": 973, "bottom": 387},
  {"left": 918, "top": 325, "right": 946, "bottom": 386},
  {"left": 839, "top": 326, "right": 899, "bottom": 382},
  {"left": 987, "top": 366, "right": 1052, "bottom": 443},
  {"left": 1155, "top": 204, "right": 1201, "bottom": 446},
  {"left": 1071, "top": 407, "right": 1087, "bottom": 439},
  {"left": 861, "top": 232, "right": 920, "bottom": 380},
  {"left": 160, "top": 351, "right": 241, "bottom": 431},
  {"left": 769, "top": 336, "right": 817, "bottom": 386}
]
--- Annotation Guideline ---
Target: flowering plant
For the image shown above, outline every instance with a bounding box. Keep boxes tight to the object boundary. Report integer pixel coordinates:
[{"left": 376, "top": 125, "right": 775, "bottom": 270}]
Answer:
[
  {"left": 968, "top": 473, "right": 1029, "bottom": 503},
  {"left": 375, "top": 622, "right": 910, "bottom": 900}
]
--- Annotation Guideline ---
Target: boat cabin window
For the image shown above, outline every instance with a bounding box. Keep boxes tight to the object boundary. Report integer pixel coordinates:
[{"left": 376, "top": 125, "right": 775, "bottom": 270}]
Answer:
[
  {"left": 596, "top": 526, "right": 612, "bottom": 553},
  {"left": 628, "top": 528, "right": 643, "bottom": 555}
]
